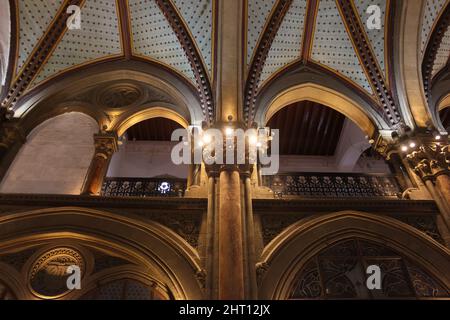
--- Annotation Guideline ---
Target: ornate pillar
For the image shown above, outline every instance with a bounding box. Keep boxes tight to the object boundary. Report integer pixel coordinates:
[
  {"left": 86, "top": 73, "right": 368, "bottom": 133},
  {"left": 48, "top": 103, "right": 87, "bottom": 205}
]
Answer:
[
  {"left": 406, "top": 141, "right": 450, "bottom": 245},
  {"left": 82, "top": 132, "right": 118, "bottom": 196}
]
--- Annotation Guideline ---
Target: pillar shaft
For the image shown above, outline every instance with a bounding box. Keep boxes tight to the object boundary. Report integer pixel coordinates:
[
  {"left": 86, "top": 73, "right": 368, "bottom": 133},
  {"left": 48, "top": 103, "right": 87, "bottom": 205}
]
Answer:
[
  {"left": 218, "top": 168, "right": 245, "bottom": 299},
  {"left": 82, "top": 132, "right": 118, "bottom": 196}
]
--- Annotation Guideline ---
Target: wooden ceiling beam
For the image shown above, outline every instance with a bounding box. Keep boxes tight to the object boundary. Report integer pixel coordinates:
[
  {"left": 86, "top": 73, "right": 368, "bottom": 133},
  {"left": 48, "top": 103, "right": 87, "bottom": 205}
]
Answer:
[{"left": 1, "top": 0, "right": 84, "bottom": 112}]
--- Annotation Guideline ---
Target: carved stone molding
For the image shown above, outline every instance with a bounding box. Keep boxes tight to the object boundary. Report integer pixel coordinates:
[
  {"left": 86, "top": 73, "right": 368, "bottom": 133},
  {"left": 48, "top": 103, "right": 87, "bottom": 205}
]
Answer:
[
  {"left": 256, "top": 262, "right": 270, "bottom": 286},
  {"left": 98, "top": 84, "right": 142, "bottom": 109}
]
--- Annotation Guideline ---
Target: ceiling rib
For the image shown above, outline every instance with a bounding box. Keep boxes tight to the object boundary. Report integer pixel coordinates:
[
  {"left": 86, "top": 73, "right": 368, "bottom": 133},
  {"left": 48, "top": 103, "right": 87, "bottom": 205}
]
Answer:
[
  {"left": 155, "top": 0, "right": 214, "bottom": 124},
  {"left": 117, "top": 0, "right": 132, "bottom": 59},
  {"left": 1, "top": 0, "right": 84, "bottom": 112},
  {"left": 423, "top": 2, "right": 450, "bottom": 102},
  {"left": 336, "top": 0, "right": 400, "bottom": 127},
  {"left": 244, "top": 0, "right": 293, "bottom": 125},
  {"left": 300, "top": 0, "right": 319, "bottom": 62}
]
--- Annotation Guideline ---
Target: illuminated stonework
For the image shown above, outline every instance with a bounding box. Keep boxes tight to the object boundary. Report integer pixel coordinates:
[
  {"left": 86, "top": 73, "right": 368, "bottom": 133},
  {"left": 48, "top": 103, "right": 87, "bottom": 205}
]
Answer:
[{"left": 29, "top": 248, "right": 85, "bottom": 299}]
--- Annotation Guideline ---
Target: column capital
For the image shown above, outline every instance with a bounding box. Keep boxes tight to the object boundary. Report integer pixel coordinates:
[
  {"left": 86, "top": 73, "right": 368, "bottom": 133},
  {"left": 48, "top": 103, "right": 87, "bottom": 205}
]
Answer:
[
  {"left": 406, "top": 142, "right": 449, "bottom": 181},
  {"left": 93, "top": 132, "right": 119, "bottom": 158},
  {"left": 0, "top": 121, "right": 25, "bottom": 149}
]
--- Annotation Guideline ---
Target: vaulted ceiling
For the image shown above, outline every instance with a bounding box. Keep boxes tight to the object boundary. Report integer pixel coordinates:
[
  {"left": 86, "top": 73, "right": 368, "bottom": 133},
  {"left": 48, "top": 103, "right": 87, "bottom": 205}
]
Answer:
[{"left": 1, "top": 0, "right": 450, "bottom": 131}]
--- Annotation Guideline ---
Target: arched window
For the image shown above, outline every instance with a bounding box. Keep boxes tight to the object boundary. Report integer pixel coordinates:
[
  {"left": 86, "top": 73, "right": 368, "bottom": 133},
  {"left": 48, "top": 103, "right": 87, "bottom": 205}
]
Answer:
[{"left": 289, "top": 239, "right": 449, "bottom": 299}]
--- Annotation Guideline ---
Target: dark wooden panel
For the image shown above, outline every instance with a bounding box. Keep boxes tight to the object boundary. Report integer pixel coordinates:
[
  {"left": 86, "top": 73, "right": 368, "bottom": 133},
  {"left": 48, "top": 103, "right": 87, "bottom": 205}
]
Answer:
[
  {"left": 267, "top": 101, "right": 345, "bottom": 156},
  {"left": 126, "top": 117, "right": 183, "bottom": 141}
]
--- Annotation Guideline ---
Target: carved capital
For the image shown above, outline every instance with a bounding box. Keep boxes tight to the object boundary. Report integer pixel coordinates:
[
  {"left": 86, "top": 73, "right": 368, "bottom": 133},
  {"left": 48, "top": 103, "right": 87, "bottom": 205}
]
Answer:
[
  {"left": 407, "top": 143, "right": 449, "bottom": 181},
  {"left": 93, "top": 132, "right": 118, "bottom": 158},
  {"left": 0, "top": 123, "right": 25, "bottom": 149}
]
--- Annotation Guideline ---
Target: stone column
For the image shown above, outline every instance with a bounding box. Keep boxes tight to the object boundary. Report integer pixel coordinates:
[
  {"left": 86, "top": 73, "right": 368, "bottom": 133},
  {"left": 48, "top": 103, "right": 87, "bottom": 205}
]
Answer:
[
  {"left": 217, "top": 166, "right": 245, "bottom": 299},
  {"left": 407, "top": 142, "right": 450, "bottom": 245},
  {"left": 82, "top": 132, "right": 118, "bottom": 196}
]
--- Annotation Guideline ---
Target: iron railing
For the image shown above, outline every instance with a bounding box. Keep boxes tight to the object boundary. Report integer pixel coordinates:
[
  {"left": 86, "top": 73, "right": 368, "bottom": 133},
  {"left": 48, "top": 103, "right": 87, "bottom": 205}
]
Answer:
[
  {"left": 101, "top": 177, "right": 187, "bottom": 198},
  {"left": 262, "top": 173, "right": 402, "bottom": 198}
]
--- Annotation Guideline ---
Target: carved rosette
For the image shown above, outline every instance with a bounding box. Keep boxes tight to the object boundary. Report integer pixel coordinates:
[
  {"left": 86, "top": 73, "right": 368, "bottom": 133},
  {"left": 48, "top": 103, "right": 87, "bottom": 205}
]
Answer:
[
  {"left": 407, "top": 143, "right": 449, "bottom": 181},
  {"left": 28, "top": 248, "right": 85, "bottom": 299}
]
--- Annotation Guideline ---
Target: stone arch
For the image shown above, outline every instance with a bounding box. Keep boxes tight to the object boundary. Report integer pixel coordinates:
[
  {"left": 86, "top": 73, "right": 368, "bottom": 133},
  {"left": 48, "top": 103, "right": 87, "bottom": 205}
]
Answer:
[
  {"left": 113, "top": 106, "right": 190, "bottom": 137},
  {"left": 0, "top": 112, "right": 98, "bottom": 195},
  {"left": 15, "top": 63, "right": 204, "bottom": 127},
  {"left": 258, "top": 211, "right": 450, "bottom": 299},
  {"left": 0, "top": 207, "right": 204, "bottom": 300},
  {"left": 257, "top": 83, "right": 383, "bottom": 139}
]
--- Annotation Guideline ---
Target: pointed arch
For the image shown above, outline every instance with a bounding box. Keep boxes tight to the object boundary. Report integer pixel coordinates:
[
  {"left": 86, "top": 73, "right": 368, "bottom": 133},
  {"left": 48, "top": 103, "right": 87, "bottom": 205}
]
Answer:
[
  {"left": 0, "top": 207, "right": 204, "bottom": 300},
  {"left": 258, "top": 211, "right": 450, "bottom": 299}
]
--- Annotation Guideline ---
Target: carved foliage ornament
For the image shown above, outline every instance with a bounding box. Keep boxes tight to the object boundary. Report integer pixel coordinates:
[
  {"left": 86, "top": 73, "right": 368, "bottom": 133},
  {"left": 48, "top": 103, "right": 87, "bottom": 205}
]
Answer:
[
  {"left": 407, "top": 143, "right": 449, "bottom": 180},
  {"left": 94, "top": 133, "right": 119, "bottom": 158},
  {"left": 98, "top": 85, "right": 142, "bottom": 109}
]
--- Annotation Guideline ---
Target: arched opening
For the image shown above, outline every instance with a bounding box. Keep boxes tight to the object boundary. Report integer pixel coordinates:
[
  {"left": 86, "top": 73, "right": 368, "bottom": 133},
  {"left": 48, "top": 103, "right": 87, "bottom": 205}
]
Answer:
[
  {"left": 103, "top": 115, "right": 189, "bottom": 197},
  {"left": 258, "top": 211, "right": 450, "bottom": 300},
  {"left": 0, "top": 207, "right": 205, "bottom": 300},
  {"left": 288, "top": 238, "right": 448, "bottom": 299},
  {"left": 256, "top": 83, "right": 386, "bottom": 136},
  {"left": 263, "top": 101, "right": 397, "bottom": 198},
  {"left": 0, "top": 112, "right": 98, "bottom": 195}
]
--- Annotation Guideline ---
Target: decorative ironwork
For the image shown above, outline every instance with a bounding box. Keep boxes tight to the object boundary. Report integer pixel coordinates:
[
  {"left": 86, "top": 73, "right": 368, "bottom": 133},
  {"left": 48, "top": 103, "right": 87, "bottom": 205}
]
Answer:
[
  {"left": 263, "top": 173, "right": 402, "bottom": 198},
  {"left": 101, "top": 177, "right": 187, "bottom": 198},
  {"left": 289, "top": 239, "right": 450, "bottom": 299}
]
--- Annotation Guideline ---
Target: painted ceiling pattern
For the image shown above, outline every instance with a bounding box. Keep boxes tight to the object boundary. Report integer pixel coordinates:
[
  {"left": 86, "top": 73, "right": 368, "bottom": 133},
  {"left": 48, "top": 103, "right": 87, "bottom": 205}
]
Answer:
[
  {"left": 421, "top": 0, "right": 448, "bottom": 55},
  {"left": 129, "top": 0, "right": 196, "bottom": 81},
  {"left": 247, "top": 0, "right": 277, "bottom": 65},
  {"left": 4, "top": 0, "right": 450, "bottom": 126},
  {"left": 432, "top": 22, "right": 450, "bottom": 78},
  {"left": 16, "top": 0, "right": 64, "bottom": 74},
  {"left": 172, "top": 0, "right": 213, "bottom": 75},
  {"left": 354, "top": 0, "right": 386, "bottom": 77},
  {"left": 260, "top": 0, "right": 307, "bottom": 83},
  {"left": 311, "top": 0, "right": 373, "bottom": 94},
  {"left": 33, "top": 0, "right": 122, "bottom": 85}
]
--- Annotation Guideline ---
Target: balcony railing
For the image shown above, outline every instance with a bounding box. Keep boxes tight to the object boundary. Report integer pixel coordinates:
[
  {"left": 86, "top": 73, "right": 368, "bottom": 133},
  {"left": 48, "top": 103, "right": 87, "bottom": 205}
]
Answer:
[
  {"left": 101, "top": 177, "right": 187, "bottom": 198},
  {"left": 262, "top": 173, "right": 402, "bottom": 199}
]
